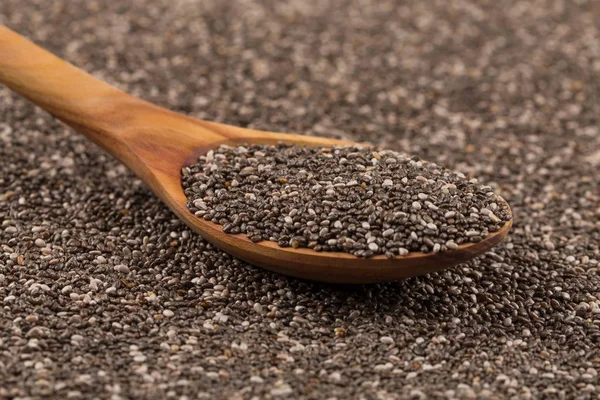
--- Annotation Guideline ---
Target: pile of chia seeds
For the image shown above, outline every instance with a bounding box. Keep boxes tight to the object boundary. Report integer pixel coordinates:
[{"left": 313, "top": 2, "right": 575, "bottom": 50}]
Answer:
[
  {"left": 182, "top": 144, "right": 511, "bottom": 257},
  {"left": 2, "top": 0, "right": 600, "bottom": 399}
]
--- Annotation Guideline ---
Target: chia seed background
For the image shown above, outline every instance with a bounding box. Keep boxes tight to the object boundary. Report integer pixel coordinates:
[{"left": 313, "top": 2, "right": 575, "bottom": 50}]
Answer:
[{"left": 1, "top": 1, "right": 600, "bottom": 399}]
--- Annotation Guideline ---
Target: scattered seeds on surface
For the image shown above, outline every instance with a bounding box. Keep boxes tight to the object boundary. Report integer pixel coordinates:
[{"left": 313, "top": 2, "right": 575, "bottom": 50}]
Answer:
[{"left": 1, "top": 1, "right": 600, "bottom": 399}]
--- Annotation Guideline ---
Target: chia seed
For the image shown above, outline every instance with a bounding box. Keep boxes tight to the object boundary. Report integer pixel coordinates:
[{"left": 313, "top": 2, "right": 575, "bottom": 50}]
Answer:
[
  {"left": 182, "top": 143, "right": 511, "bottom": 257},
  {"left": 2, "top": 0, "right": 600, "bottom": 399}
]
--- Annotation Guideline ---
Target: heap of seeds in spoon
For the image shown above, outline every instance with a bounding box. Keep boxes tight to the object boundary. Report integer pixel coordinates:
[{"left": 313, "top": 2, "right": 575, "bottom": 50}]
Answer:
[{"left": 182, "top": 143, "right": 511, "bottom": 258}]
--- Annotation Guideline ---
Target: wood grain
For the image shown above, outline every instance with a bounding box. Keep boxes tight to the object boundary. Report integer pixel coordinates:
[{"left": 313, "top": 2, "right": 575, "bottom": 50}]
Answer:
[{"left": 0, "top": 25, "right": 513, "bottom": 283}]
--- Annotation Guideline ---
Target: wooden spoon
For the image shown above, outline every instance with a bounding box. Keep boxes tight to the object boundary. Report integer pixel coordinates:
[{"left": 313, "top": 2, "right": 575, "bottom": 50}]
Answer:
[{"left": 0, "top": 26, "right": 512, "bottom": 283}]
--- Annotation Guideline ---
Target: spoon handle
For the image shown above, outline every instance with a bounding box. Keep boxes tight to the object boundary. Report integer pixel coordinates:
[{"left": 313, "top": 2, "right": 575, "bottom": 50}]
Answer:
[{"left": 0, "top": 25, "right": 152, "bottom": 154}]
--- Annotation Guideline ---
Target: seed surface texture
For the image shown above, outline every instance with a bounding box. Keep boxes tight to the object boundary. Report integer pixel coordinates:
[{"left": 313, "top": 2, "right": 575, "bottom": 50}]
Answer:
[{"left": 182, "top": 143, "right": 511, "bottom": 257}]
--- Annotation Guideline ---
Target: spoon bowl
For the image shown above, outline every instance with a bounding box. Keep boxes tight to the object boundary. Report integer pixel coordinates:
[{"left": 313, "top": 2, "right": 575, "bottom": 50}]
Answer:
[{"left": 0, "top": 26, "right": 512, "bottom": 283}]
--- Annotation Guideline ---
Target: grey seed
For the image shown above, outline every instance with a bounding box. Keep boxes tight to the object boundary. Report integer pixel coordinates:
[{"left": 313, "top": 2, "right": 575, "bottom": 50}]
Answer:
[
  {"left": 193, "top": 200, "right": 207, "bottom": 209},
  {"left": 239, "top": 166, "right": 255, "bottom": 176},
  {"left": 114, "top": 264, "right": 130, "bottom": 274},
  {"left": 253, "top": 303, "right": 263, "bottom": 313},
  {"left": 488, "top": 212, "right": 500, "bottom": 222},
  {"left": 446, "top": 240, "right": 459, "bottom": 250},
  {"left": 398, "top": 248, "right": 409, "bottom": 256},
  {"left": 426, "top": 223, "right": 437, "bottom": 230},
  {"left": 71, "top": 334, "right": 84, "bottom": 342},
  {"left": 426, "top": 202, "right": 439, "bottom": 211},
  {"left": 382, "top": 228, "right": 395, "bottom": 237}
]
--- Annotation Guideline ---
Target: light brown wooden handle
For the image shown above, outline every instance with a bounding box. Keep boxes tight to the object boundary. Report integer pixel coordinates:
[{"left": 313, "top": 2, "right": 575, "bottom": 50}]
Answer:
[{"left": 0, "top": 25, "right": 150, "bottom": 153}]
